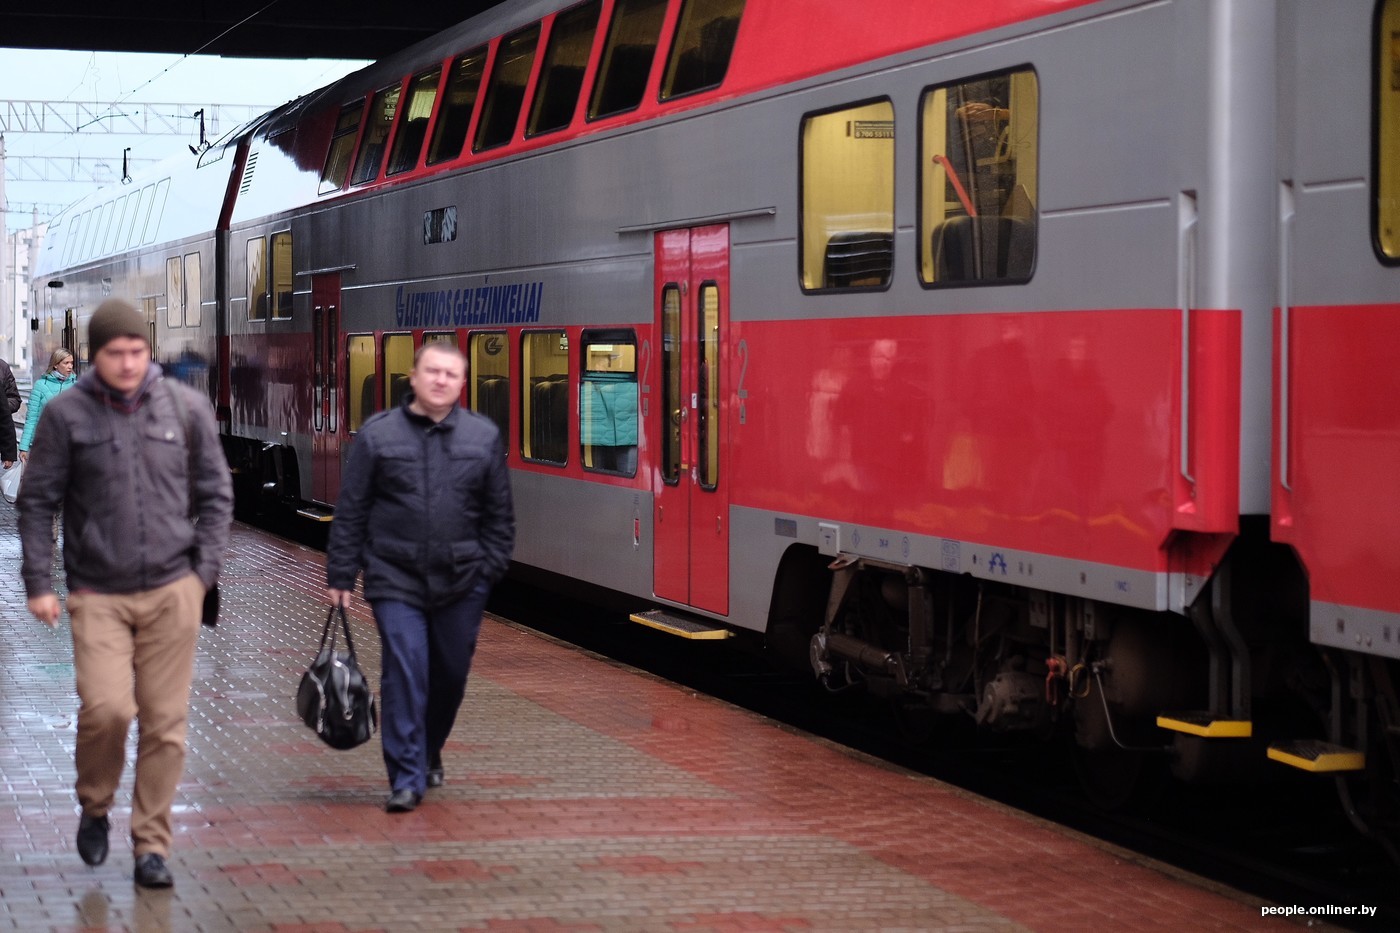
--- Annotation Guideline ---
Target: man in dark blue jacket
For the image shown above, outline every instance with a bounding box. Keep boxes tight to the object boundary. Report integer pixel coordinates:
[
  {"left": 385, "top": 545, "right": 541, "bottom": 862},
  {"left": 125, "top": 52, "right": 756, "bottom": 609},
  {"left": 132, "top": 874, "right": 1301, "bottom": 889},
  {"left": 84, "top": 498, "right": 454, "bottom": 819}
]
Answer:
[{"left": 325, "top": 342, "right": 514, "bottom": 812}]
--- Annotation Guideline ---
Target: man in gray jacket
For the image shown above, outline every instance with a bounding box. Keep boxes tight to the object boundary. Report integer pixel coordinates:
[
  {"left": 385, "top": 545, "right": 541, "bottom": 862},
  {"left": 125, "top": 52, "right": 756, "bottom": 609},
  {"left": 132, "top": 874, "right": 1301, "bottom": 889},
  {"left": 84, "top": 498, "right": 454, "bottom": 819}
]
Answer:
[
  {"left": 18, "top": 299, "right": 233, "bottom": 889},
  {"left": 326, "top": 341, "right": 514, "bottom": 813}
]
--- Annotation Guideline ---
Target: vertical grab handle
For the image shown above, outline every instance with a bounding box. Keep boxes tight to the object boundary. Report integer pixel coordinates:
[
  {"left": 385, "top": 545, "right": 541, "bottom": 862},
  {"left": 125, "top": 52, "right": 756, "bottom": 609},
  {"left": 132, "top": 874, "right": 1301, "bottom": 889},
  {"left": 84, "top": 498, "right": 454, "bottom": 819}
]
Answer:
[
  {"left": 1178, "top": 192, "right": 1199, "bottom": 487},
  {"left": 1277, "top": 182, "right": 1295, "bottom": 491}
]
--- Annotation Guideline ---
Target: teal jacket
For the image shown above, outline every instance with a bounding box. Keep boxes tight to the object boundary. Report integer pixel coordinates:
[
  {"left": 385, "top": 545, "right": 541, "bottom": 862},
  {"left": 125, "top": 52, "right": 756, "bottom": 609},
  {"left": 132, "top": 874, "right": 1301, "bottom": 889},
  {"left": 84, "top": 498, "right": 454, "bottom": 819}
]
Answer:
[{"left": 19, "top": 370, "right": 76, "bottom": 452}]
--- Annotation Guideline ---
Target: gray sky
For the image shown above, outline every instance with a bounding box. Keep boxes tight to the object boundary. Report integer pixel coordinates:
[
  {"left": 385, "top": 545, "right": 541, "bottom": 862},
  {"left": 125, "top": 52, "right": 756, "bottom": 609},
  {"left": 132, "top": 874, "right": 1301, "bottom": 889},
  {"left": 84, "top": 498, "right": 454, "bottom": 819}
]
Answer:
[{"left": 2, "top": 48, "right": 368, "bottom": 232}]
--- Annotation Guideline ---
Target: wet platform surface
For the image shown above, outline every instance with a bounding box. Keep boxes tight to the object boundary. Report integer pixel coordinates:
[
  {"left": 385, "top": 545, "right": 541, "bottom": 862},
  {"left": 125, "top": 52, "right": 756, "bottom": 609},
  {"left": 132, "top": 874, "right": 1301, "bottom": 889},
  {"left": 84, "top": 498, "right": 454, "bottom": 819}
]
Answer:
[{"left": 0, "top": 505, "right": 1315, "bottom": 931}]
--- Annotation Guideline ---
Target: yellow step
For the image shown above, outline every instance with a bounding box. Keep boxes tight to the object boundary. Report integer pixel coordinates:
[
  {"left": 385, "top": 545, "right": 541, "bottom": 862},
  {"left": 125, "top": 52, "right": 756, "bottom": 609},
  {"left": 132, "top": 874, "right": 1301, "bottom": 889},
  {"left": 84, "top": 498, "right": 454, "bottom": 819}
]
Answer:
[
  {"left": 1156, "top": 711, "right": 1253, "bottom": 738},
  {"left": 1267, "top": 740, "right": 1365, "bottom": 773},
  {"left": 629, "top": 609, "right": 732, "bottom": 640}
]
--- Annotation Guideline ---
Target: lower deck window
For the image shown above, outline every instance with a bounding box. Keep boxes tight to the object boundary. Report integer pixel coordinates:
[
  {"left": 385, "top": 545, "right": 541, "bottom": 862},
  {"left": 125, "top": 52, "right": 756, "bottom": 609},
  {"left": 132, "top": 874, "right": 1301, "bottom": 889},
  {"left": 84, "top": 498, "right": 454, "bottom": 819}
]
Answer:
[
  {"left": 580, "top": 332, "right": 638, "bottom": 476},
  {"left": 522, "top": 330, "right": 568, "bottom": 464}
]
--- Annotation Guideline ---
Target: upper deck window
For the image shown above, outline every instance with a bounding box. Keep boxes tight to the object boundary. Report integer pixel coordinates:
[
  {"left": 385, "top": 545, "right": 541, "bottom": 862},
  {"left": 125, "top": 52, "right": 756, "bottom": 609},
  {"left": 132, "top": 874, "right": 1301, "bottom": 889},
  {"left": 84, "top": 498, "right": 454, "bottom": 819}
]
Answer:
[
  {"left": 590, "top": 0, "right": 666, "bottom": 120},
  {"left": 320, "top": 102, "right": 363, "bottom": 194},
  {"left": 1378, "top": 0, "right": 1400, "bottom": 261},
  {"left": 800, "top": 99, "right": 894, "bottom": 291},
  {"left": 660, "top": 0, "right": 744, "bottom": 101},
  {"left": 528, "top": 0, "right": 602, "bottom": 137},
  {"left": 427, "top": 49, "right": 487, "bottom": 165},
  {"left": 387, "top": 68, "right": 443, "bottom": 175},
  {"left": 919, "top": 68, "right": 1038, "bottom": 285},
  {"left": 475, "top": 25, "right": 542, "bottom": 152},
  {"left": 351, "top": 84, "right": 401, "bottom": 186}
]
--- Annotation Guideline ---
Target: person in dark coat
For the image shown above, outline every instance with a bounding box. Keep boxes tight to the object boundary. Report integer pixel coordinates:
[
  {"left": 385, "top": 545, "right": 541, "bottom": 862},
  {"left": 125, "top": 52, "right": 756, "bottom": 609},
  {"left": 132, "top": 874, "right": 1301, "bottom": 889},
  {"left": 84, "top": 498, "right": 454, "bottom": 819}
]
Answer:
[
  {"left": 325, "top": 342, "right": 515, "bottom": 813},
  {"left": 0, "top": 355, "right": 21, "bottom": 467}
]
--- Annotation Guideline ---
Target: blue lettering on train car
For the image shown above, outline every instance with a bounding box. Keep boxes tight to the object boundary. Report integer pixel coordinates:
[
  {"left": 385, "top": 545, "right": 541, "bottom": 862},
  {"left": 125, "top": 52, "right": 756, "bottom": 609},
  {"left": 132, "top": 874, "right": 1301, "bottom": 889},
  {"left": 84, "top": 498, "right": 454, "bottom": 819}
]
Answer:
[{"left": 393, "top": 282, "right": 544, "bottom": 327}]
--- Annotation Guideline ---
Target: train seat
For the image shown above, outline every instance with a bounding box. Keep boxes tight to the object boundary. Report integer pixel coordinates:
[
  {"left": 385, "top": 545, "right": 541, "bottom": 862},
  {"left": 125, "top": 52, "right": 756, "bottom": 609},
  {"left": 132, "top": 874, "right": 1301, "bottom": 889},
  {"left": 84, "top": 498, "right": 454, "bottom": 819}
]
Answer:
[
  {"left": 476, "top": 376, "right": 509, "bottom": 438},
  {"left": 823, "top": 230, "right": 893, "bottom": 288},
  {"left": 529, "top": 374, "right": 568, "bottom": 462},
  {"left": 931, "top": 214, "right": 1034, "bottom": 282}
]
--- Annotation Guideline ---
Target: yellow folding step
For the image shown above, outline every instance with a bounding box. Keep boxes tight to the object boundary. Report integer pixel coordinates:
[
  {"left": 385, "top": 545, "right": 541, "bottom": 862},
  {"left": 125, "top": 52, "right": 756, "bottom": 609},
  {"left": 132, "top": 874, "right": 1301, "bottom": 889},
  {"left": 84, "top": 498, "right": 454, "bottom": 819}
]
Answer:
[
  {"left": 1156, "top": 711, "right": 1252, "bottom": 738},
  {"left": 629, "top": 609, "right": 732, "bottom": 640},
  {"left": 1267, "top": 739, "right": 1365, "bottom": 773}
]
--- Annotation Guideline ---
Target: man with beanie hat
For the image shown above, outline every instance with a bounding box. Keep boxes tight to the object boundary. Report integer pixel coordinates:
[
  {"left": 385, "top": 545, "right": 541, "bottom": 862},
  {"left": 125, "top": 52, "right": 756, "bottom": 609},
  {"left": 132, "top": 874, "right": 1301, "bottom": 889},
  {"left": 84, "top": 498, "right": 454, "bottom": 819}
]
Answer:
[{"left": 17, "top": 298, "right": 233, "bottom": 889}]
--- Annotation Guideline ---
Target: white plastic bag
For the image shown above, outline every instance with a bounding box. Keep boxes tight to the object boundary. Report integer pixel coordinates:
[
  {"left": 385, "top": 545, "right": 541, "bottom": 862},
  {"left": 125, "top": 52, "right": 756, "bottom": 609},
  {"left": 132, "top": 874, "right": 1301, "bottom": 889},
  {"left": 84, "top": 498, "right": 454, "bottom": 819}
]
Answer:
[{"left": 2, "top": 460, "right": 23, "bottom": 505}]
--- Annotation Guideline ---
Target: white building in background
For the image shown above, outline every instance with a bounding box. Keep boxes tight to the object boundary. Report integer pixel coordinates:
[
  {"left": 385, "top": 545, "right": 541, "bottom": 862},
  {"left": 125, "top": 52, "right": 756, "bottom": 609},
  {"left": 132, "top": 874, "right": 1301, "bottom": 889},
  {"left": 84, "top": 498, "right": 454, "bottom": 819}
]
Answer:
[{"left": 3, "top": 221, "right": 42, "bottom": 378}]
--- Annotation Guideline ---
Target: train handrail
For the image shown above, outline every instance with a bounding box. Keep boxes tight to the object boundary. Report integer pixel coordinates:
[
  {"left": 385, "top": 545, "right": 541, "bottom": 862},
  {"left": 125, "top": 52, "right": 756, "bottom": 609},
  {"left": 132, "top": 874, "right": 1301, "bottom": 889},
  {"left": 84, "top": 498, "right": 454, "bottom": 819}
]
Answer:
[
  {"left": 1178, "top": 191, "right": 1198, "bottom": 487},
  {"left": 1277, "top": 181, "right": 1295, "bottom": 492}
]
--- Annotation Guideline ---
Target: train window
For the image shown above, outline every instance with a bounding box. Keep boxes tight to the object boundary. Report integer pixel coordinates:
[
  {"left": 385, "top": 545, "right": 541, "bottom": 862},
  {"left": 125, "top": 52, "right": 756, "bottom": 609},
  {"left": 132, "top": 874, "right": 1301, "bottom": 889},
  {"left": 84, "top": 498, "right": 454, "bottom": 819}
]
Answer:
[
  {"left": 697, "top": 283, "right": 720, "bottom": 488},
  {"left": 95, "top": 201, "right": 115, "bottom": 259},
  {"left": 166, "top": 257, "right": 184, "bottom": 329},
  {"left": 474, "top": 24, "right": 542, "bottom": 152},
  {"left": 1378, "top": 0, "right": 1400, "bottom": 260},
  {"left": 62, "top": 213, "right": 82, "bottom": 267},
  {"left": 346, "top": 334, "right": 376, "bottom": 432},
  {"left": 388, "top": 68, "right": 442, "bottom": 175},
  {"left": 247, "top": 237, "right": 267, "bottom": 322},
  {"left": 522, "top": 330, "right": 569, "bottom": 464},
  {"left": 105, "top": 196, "right": 128, "bottom": 255},
  {"left": 383, "top": 333, "right": 415, "bottom": 411},
  {"left": 121, "top": 187, "right": 147, "bottom": 249},
  {"left": 184, "top": 253, "right": 202, "bottom": 327},
  {"left": 427, "top": 49, "right": 487, "bottom": 165},
  {"left": 799, "top": 99, "right": 894, "bottom": 291},
  {"left": 320, "top": 102, "right": 363, "bottom": 194},
  {"left": 270, "top": 232, "right": 293, "bottom": 320},
  {"left": 580, "top": 331, "right": 638, "bottom": 476},
  {"left": 589, "top": 0, "right": 666, "bottom": 120},
  {"left": 469, "top": 331, "right": 510, "bottom": 441},
  {"left": 919, "top": 68, "right": 1038, "bottom": 285},
  {"left": 660, "top": 284, "right": 682, "bottom": 484},
  {"left": 660, "top": 0, "right": 744, "bottom": 101},
  {"left": 351, "top": 84, "right": 401, "bottom": 186},
  {"left": 144, "top": 179, "right": 170, "bottom": 245},
  {"left": 527, "top": 0, "right": 602, "bottom": 137}
]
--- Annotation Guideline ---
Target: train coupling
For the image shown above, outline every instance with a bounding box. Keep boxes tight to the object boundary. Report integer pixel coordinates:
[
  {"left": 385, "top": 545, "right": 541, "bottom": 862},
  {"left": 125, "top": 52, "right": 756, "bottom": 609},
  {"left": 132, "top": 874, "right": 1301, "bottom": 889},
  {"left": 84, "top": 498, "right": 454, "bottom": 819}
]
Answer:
[{"left": 810, "top": 630, "right": 907, "bottom": 688}]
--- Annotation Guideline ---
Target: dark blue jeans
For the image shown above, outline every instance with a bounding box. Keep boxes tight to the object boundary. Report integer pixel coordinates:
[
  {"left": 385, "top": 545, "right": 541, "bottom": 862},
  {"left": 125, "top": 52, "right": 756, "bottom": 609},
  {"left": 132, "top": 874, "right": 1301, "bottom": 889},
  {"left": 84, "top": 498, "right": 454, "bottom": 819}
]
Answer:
[{"left": 372, "top": 581, "right": 489, "bottom": 794}]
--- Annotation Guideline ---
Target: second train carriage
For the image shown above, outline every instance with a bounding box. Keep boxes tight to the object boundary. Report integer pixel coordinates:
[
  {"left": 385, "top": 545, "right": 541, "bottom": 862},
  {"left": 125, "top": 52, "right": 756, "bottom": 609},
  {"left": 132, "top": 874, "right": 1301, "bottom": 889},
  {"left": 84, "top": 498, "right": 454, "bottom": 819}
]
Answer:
[{"left": 28, "top": 0, "right": 1400, "bottom": 841}]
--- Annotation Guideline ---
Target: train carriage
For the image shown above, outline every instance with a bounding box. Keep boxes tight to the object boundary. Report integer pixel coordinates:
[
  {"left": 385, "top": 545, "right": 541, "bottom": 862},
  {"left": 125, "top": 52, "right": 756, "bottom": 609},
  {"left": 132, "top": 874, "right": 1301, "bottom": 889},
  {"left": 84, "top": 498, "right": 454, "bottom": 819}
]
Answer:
[{"left": 29, "top": 0, "right": 1400, "bottom": 847}]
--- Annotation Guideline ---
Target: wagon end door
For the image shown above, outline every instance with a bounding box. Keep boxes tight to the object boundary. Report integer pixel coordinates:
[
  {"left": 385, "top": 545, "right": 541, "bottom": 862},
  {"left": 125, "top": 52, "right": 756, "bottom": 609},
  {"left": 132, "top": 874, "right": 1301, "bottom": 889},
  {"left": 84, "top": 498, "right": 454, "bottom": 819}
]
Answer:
[{"left": 311, "top": 273, "right": 342, "bottom": 505}]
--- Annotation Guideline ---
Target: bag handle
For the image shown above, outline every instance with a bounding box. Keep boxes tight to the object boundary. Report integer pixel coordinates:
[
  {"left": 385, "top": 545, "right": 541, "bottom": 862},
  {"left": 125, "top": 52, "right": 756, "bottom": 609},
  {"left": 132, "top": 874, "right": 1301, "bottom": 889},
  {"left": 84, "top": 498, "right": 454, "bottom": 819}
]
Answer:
[{"left": 320, "top": 605, "right": 359, "bottom": 661}]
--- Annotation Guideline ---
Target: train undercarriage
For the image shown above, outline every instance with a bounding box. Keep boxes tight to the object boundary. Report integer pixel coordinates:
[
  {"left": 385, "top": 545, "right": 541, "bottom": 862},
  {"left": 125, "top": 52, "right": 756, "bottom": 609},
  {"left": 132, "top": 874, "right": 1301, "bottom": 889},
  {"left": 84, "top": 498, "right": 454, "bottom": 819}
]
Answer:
[{"left": 784, "top": 523, "right": 1400, "bottom": 857}]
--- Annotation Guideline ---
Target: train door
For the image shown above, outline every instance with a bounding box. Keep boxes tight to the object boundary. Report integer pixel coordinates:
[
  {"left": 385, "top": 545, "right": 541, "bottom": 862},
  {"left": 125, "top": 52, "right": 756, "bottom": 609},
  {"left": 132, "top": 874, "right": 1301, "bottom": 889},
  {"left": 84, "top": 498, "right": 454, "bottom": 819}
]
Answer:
[
  {"left": 311, "top": 273, "right": 342, "bottom": 504},
  {"left": 652, "top": 225, "right": 730, "bottom": 614}
]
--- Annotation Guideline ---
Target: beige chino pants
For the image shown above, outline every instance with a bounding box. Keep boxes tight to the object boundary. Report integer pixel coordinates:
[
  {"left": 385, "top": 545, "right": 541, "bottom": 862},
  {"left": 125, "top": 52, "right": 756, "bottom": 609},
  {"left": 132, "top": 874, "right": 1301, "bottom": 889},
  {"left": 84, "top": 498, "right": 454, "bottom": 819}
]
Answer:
[{"left": 67, "top": 573, "right": 204, "bottom": 858}]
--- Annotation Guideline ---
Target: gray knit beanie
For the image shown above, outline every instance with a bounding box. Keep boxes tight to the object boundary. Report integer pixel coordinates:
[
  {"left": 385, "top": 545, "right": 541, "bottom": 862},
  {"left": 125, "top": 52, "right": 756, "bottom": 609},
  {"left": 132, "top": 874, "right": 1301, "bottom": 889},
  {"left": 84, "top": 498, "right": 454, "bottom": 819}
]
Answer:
[{"left": 88, "top": 299, "right": 148, "bottom": 358}]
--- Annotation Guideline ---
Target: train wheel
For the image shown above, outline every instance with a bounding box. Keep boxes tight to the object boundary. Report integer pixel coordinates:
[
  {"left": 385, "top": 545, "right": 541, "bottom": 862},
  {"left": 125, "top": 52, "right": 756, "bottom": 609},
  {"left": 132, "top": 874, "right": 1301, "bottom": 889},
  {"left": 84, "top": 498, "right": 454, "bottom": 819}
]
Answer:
[{"left": 1072, "top": 746, "right": 1162, "bottom": 811}]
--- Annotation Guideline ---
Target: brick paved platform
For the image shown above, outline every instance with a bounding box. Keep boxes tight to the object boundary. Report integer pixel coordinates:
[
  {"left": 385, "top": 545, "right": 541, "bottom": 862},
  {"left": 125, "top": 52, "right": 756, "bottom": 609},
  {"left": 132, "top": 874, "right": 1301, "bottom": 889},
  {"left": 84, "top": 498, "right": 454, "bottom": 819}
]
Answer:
[{"left": 0, "top": 506, "right": 1319, "bottom": 932}]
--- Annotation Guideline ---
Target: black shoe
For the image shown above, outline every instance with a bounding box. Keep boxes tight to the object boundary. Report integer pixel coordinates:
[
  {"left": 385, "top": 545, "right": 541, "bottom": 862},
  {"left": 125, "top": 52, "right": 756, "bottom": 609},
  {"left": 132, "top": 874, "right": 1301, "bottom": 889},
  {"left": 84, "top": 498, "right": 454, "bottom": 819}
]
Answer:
[
  {"left": 133, "top": 853, "right": 174, "bottom": 889},
  {"left": 427, "top": 751, "right": 444, "bottom": 788},
  {"left": 385, "top": 789, "right": 421, "bottom": 813},
  {"left": 76, "top": 813, "right": 109, "bottom": 866}
]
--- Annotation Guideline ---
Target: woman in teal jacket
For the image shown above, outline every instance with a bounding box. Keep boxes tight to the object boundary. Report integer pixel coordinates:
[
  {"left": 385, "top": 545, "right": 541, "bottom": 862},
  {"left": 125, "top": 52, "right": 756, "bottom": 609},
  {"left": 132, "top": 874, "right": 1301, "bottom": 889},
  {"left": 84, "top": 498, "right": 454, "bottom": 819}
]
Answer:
[{"left": 19, "top": 348, "right": 76, "bottom": 461}]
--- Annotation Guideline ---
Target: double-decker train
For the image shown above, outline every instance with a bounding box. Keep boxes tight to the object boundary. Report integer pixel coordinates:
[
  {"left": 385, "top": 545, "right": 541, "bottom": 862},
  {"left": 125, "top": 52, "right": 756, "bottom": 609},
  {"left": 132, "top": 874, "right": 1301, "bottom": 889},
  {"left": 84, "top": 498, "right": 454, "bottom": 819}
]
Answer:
[{"left": 28, "top": 0, "right": 1400, "bottom": 843}]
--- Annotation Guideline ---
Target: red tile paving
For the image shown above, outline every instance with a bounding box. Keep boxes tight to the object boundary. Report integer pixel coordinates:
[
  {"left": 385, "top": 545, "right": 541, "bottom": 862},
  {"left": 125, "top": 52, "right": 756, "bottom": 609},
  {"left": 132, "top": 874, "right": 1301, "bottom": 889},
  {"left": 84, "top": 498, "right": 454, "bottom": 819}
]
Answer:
[{"left": 0, "top": 509, "right": 1334, "bottom": 931}]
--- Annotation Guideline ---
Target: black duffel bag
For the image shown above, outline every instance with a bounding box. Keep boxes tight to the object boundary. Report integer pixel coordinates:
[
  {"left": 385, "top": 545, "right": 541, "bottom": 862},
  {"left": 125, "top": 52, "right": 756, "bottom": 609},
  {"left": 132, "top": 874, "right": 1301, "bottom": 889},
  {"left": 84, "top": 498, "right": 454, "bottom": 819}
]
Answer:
[{"left": 296, "top": 606, "right": 378, "bottom": 750}]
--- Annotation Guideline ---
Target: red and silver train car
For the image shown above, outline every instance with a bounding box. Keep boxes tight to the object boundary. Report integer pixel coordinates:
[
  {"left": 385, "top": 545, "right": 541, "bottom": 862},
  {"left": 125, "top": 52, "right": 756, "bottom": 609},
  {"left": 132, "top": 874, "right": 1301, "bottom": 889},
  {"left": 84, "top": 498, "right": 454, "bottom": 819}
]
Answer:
[{"left": 29, "top": 0, "right": 1400, "bottom": 833}]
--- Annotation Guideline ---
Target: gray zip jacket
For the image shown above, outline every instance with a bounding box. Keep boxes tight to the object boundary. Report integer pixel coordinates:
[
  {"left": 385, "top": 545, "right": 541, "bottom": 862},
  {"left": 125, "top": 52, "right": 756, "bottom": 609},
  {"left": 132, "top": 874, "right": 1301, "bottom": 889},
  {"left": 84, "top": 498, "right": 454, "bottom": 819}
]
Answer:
[{"left": 18, "top": 364, "right": 233, "bottom": 598}]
